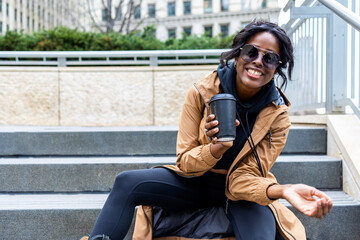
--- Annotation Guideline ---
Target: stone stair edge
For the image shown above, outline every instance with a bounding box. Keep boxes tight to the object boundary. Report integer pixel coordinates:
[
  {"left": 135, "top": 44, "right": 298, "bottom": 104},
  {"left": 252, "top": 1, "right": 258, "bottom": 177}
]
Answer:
[
  {"left": 0, "top": 155, "right": 341, "bottom": 165},
  {"left": 0, "top": 191, "right": 357, "bottom": 211},
  {"left": 0, "top": 125, "right": 326, "bottom": 132}
]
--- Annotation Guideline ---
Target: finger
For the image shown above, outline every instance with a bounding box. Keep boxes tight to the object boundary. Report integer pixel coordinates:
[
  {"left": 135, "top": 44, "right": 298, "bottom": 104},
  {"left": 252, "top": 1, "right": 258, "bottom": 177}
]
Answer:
[
  {"left": 206, "top": 114, "right": 215, "bottom": 123},
  {"left": 212, "top": 137, "right": 218, "bottom": 144},
  {"left": 321, "top": 198, "right": 329, "bottom": 216},
  {"left": 207, "top": 127, "right": 219, "bottom": 138},
  {"left": 316, "top": 200, "right": 323, "bottom": 218},
  {"left": 328, "top": 199, "right": 333, "bottom": 212},
  {"left": 205, "top": 120, "right": 218, "bottom": 131},
  {"left": 235, "top": 119, "right": 240, "bottom": 126},
  {"left": 312, "top": 189, "right": 332, "bottom": 201}
]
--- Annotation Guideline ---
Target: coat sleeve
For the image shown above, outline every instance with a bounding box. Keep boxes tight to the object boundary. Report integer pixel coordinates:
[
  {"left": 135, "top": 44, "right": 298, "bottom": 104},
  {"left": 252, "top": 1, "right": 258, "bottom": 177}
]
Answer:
[
  {"left": 228, "top": 111, "right": 291, "bottom": 205},
  {"left": 176, "top": 85, "right": 221, "bottom": 174}
]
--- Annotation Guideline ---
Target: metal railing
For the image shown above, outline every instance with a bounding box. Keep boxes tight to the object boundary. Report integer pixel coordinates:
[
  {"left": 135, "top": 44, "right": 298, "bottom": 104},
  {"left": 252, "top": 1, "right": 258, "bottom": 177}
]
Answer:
[
  {"left": 0, "top": 50, "right": 224, "bottom": 67},
  {"left": 281, "top": 0, "right": 360, "bottom": 117}
]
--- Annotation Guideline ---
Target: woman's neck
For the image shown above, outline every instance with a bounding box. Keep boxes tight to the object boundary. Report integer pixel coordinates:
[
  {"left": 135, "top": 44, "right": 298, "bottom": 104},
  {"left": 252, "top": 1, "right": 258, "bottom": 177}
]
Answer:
[{"left": 236, "top": 86, "right": 260, "bottom": 102}]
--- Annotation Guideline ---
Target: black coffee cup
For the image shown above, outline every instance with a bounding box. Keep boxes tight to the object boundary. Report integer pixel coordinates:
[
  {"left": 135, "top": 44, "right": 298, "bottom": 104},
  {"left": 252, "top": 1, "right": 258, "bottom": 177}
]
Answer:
[{"left": 209, "top": 93, "right": 236, "bottom": 142}]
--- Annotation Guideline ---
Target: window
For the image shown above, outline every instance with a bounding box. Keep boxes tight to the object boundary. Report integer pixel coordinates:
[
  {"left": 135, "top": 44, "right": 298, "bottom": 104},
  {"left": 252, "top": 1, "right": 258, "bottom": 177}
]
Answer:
[
  {"left": 204, "top": 0, "right": 212, "bottom": 13},
  {"left": 221, "top": 0, "right": 229, "bottom": 11},
  {"left": 134, "top": 5, "right": 141, "bottom": 19},
  {"left": 204, "top": 25, "right": 213, "bottom": 37},
  {"left": 102, "top": 8, "right": 107, "bottom": 21},
  {"left": 15, "top": 9, "right": 17, "bottom": 21},
  {"left": 0, "top": 21, "right": 2, "bottom": 33},
  {"left": 220, "top": 24, "right": 229, "bottom": 37},
  {"left": 183, "top": 1, "right": 191, "bottom": 15},
  {"left": 242, "top": 0, "right": 251, "bottom": 10},
  {"left": 148, "top": 4, "right": 155, "bottom": 18},
  {"left": 116, "top": 7, "right": 122, "bottom": 20},
  {"left": 20, "top": 12, "right": 23, "bottom": 24},
  {"left": 168, "top": 2, "right": 175, "bottom": 16},
  {"left": 6, "top": 3, "right": 9, "bottom": 16},
  {"left": 183, "top": 27, "right": 191, "bottom": 36},
  {"left": 27, "top": 16, "right": 29, "bottom": 28},
  {"left": 260, "top": 0, "right": 267, "bottom": 9},
  {"left": 0, "top": 0, "right": 2, "bottom": 12},
  {"left": 168, "top": 28, "right": 176, "bottom": 39}
]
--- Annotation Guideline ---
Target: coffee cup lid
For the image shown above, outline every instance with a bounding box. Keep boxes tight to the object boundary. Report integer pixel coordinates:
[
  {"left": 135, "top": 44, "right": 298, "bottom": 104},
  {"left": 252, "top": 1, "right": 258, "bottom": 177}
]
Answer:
[{"left": 209, "top": 93, "right": 236, "bottom": 104}]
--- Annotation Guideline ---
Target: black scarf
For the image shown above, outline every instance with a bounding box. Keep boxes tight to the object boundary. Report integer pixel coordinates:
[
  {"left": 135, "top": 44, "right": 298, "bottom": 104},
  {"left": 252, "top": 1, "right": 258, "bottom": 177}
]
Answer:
[{"left": 213, "top": 62, "right": 279, "bottom": 170}]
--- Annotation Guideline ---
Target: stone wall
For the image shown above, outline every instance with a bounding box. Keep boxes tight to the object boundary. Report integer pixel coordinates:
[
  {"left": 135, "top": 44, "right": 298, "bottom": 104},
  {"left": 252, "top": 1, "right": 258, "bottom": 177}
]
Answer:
[{"left": 0, "top": 66, "right": 216, "bottom": 126}]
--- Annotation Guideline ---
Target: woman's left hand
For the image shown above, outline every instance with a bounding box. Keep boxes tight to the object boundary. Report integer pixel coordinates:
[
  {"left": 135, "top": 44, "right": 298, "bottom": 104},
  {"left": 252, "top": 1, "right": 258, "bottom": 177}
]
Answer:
[
  {"left": 267, "top": 183, "right": 333, "bottom": 218},
  {"left": 282, "top": 184, "right": 333, "bottom": 218}
]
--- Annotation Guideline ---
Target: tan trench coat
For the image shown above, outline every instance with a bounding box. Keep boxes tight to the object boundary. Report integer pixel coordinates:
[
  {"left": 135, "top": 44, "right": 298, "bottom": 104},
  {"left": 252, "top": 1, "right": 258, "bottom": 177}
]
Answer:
[{"left": 133, "top": 71, "right": 306, "bottom": 240}]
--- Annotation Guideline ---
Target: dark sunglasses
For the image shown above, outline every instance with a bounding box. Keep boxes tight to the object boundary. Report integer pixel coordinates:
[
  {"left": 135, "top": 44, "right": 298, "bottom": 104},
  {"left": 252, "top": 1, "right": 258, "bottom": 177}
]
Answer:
[{"left": 239, "top": 44, "right": 282, "bottom": 69}]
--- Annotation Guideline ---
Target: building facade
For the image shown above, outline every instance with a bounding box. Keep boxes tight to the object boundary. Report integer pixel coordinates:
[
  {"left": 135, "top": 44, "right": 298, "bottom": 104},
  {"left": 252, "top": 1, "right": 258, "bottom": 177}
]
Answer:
[
  {"left": 0, "top": 0, "right": 91, "bottom": 34},
  {"left": 92, "top": 0, "right": 280, "bottom": 41}
]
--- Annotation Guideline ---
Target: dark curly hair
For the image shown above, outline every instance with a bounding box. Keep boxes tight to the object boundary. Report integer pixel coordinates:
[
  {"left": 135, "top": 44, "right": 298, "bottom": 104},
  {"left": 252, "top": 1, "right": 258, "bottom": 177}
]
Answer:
[{"left": 220, "top": 19, "right": 294, "bottom": 89}]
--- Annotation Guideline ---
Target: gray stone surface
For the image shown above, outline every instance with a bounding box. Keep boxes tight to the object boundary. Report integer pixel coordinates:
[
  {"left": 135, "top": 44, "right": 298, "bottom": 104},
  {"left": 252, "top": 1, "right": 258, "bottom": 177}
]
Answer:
[
  {"left": 0, "top": 155, "right": 341, "bottom": 192},
  {"left": 0, "top": 126, "right": 178, "bottom": 156},
  {"left": 0, "top": 193, "right": 134, "bottom": 240},
  {"left": 0, "top": 126, "right": 326, "bottom": 156},
  {"left": 0, "top": 157, "right": 175, "bottom": 192},
  {"left": 283, "top": 126, "right": 327, "bottom": 154},
  {"left": 0, "top": 192, "right": 358, "bottom": 240},
  {"left": 0, "top": 125, "right": 356, "bottom": 240},
  {"left": 272, "top": 155, "right": 342, "bottom": 189}
]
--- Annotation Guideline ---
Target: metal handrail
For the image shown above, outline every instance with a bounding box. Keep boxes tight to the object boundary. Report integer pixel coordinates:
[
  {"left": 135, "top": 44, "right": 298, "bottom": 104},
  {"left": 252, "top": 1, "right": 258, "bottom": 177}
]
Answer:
[
  {"left": 281, "top": 0, "right": 360, "bottom": 118},
  {"left": 318, "top": 0, "right": 360, "bottom": 31},
  {"left": 0, "top": 50, "right": 226, "bottom": 67}
]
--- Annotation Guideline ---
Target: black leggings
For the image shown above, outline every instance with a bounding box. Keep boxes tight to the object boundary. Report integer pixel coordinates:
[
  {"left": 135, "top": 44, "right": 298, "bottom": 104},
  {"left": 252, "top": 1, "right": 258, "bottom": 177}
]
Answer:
[{"left": 90, "top": 168, "right": 276, "bottom": 240}]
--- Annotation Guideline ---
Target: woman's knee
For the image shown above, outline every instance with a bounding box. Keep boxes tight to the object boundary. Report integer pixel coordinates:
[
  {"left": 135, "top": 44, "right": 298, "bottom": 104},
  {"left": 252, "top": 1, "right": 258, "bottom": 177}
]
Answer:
[{"left": 112, "top": 170, "right": 140, "bottom": 192}]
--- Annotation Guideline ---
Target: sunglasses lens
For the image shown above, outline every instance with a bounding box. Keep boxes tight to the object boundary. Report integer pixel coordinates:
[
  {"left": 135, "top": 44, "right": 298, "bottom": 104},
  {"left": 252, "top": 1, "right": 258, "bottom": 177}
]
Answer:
[
  {"left": 240, "top": 45, "right": 258, "bottom": 62},
  {"left": 263, "top": 52, "right": 280, "bottom": 69}
]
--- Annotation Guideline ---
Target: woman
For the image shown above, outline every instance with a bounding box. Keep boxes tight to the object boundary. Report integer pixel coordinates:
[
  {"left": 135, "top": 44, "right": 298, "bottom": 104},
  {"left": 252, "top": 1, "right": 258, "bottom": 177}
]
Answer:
[{"left": 84, "top": 20, "right": 332, "bottom": 240}]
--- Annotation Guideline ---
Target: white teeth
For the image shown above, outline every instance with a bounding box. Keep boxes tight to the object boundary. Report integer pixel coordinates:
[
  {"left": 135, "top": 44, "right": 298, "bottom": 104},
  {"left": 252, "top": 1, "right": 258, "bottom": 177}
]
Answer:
[{"left": 248, "top": 69, "right": 262, "bottom": 76}]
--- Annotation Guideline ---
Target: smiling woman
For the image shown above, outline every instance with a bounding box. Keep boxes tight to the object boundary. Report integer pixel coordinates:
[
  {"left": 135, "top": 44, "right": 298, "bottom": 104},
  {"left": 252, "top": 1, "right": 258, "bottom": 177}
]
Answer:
[{"left": 82, "top": 20, "right": 332, "bottom": 240}]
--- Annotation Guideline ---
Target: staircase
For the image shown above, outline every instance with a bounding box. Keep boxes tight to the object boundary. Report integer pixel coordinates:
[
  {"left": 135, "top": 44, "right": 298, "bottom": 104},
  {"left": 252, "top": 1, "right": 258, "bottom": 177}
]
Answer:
[{"left": 0, "top": 125, "right": 359, "bottom": 240}]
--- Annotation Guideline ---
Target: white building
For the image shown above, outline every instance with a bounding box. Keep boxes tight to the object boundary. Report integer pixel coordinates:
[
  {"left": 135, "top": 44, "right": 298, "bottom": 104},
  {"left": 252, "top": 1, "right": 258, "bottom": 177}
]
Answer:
[
  {"left": 90, "top": 0, "right": 280, "bottom": 41},
  {"left": 0, "top": 0, "right": 91, "bottom": 34}
]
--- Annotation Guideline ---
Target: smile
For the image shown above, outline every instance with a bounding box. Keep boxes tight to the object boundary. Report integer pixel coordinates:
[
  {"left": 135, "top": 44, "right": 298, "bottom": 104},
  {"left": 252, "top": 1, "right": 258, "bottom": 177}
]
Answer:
[{"left": 246, "top": 68, "right": 263, "bottom": 77}]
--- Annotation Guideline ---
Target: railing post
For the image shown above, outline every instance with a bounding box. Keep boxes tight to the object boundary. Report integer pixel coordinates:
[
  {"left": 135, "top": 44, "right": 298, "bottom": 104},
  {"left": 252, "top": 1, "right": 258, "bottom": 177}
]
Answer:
[
  {"left": 326, "top": 0, "right": 348, "bottom": 113},
  {"left": 150, "top": 56, "right": 158, "bottom": 66},
  {"left": 58, "top": 57, "right": 66, "bottom": 67}
]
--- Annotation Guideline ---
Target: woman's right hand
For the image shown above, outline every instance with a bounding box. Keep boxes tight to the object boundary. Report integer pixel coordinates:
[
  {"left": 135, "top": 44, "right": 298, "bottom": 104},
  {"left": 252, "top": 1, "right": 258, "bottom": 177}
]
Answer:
[{"left": 205, "top": 114, "right": 239, "bottom": 158}]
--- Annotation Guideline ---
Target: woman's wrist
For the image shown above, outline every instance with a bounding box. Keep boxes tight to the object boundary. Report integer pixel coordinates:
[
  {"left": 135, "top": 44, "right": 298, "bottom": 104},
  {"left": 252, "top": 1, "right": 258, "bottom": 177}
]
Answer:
[
  {"left": 210, "top": 142, "right": 232, "bottom": 159},
  {"left": 267, "top": 184, "right": 291, "bottom": 200}
]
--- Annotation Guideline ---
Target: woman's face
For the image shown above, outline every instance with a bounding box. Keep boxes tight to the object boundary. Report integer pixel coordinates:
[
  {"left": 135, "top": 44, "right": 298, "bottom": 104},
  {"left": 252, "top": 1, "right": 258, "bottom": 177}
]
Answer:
[{"left": 235, "top": 31, "right": 280, "bottom": 100}]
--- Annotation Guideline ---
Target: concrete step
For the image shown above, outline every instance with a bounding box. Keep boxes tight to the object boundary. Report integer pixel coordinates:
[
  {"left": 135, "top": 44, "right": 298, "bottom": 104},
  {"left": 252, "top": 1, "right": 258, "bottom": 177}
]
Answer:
[
  {"left": 280, "top": 191, "right": 360, "bottom": 240},
  {"left": 0, "top": 125, "right": 326, "bottom": 156},
  {"left": 0, "top": 191, "right": 358, "bottom": 240},
  {"left": 0, "top": 155, "right": 341, "bottom": 192}
]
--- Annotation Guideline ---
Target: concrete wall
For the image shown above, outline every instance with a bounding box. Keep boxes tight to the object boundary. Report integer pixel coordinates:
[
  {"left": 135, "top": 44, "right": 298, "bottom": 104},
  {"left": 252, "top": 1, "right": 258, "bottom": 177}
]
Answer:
[{"left": 0, "top": 66, "right": 216, "bottom": 127}]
